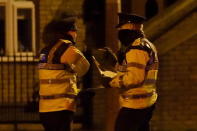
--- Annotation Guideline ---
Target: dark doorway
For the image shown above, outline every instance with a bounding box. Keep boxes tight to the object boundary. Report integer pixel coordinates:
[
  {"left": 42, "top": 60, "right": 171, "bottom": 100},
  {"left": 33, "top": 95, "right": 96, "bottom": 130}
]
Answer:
[
  {"left": 121, "top": 0, "right": 132, "bottom": 13},
  {"left": 145, "top": 0, "right": 159, "bottom": 19},
  {"left": 164, "top": 0, "right": 178, "bottom": 7},
  {"left": 0, "top": 6, "right": 5, "bottom": 56},
  {"left": 81, "top": 0, "right": 106, "bottom": 129},
  {"left": 83, "top": 0, "right": 105, "bottom": 48}
]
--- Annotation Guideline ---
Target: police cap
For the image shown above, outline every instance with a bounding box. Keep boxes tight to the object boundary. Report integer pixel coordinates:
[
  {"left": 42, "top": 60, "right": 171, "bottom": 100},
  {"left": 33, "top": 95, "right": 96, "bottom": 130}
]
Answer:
[
  {"left": 48, "top": 17, "right": 77, "bottom": 34},
  {"left": 42, "top": 17, "right": 77, "bottom": 45},
  {"left": 116, "top": 13, "right": 146, "bottom": 28},
  {"left": 58, "top": 17, "right": 77, "bottom": 32}
]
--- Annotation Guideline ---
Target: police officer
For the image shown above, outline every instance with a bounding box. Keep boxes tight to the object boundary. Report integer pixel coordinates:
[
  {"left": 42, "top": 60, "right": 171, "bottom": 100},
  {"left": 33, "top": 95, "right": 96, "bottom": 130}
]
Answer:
[
  {"left": 109, "top": 13, "right": 159, "bottom": 131},
  {"left": 38, "top": 17, "right": 90, "bottom": 131}
]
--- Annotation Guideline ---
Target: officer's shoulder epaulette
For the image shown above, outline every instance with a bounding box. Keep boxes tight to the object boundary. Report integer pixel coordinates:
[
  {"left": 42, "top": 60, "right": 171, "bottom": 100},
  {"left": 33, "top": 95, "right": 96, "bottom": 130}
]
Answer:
[
  {"left": 126, "top": 38, "right": 152, "bottom": 55},
  {"left": 140, "top": 38, "right": 152, "bottom": 54},
  {"left": 60, "top": 39, "right": 72, "bottom": 45}
]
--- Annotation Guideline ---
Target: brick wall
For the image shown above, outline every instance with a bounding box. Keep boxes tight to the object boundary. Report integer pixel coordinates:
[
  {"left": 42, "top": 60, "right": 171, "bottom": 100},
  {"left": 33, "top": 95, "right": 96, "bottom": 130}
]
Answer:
[
  {"left": 39, "top": 1, "right": 197, "bottom": 131},
  {"left": 151, "top": 36, "right": 197, "bottom": 131}
]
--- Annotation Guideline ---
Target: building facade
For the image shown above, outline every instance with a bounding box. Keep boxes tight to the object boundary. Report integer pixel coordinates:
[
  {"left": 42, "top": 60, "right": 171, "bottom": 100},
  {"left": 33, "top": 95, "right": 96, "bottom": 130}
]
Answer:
[{"left": 0, "top": 0, "right": 196, "bottom": 131}]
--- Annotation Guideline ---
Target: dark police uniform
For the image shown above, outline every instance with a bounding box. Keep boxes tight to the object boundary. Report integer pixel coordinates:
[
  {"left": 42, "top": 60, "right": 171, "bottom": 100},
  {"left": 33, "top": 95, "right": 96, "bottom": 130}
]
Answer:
[
  {"left": 110, "top": 13, "right": 159, "bottom": 131},
  {"left": 38, "top": 18, "right": 90, "bottom": 131}
]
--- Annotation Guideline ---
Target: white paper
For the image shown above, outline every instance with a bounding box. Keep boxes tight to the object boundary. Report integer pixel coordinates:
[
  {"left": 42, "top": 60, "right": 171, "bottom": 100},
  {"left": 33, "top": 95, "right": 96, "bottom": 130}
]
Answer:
[{"left": 101, "top": 71, "right": 117, "bottom": 78}]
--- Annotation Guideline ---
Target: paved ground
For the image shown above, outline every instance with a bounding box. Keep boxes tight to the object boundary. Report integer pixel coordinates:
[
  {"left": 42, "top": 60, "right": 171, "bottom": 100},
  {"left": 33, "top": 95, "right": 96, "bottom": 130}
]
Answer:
[
  {"left": 0, "top": 123, "right": 84, "bottom": 131},
  {"left": 0, "top": 123, "right": 104, "bottom": 131}
]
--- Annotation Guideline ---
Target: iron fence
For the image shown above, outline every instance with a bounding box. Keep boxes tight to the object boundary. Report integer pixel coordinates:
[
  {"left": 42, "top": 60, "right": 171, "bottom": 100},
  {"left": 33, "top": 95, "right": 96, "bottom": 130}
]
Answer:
[
  {"left": 0, "top": 55, "right": 40, "bottom": 123},
  {"left": 0, "top": 54, "right": 93, "bottom": 131}
]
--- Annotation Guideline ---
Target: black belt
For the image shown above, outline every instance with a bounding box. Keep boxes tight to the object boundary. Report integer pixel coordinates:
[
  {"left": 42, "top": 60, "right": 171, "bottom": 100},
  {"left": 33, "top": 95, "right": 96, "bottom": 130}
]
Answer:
[{"left": 121, "top": 92, "right": 154, "bottom": 99}]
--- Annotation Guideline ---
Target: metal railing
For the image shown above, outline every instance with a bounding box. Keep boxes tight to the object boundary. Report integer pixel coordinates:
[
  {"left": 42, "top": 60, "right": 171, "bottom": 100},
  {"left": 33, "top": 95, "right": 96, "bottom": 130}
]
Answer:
[
  {"left": 0, "top": 54, "right": 89, "bottom": 130},
  {"left": 0, "top": 55, "right": 40, "bottom": 123}
]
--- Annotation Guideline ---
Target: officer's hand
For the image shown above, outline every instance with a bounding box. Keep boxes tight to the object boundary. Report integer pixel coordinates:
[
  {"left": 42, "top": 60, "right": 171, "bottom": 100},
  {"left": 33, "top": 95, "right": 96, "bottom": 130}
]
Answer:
[
  {"left": 109, "top": 73, "right": 124, "bottom": 88},
  {"left": 101, "top": 76, "right": 112, "bottom": 88}
]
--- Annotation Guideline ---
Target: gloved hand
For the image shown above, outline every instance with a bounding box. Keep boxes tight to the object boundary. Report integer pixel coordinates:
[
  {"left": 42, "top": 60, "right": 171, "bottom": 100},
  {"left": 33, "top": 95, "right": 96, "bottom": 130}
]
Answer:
[{"left": 101, "top": 76, "right": 112, "bottom": 88}]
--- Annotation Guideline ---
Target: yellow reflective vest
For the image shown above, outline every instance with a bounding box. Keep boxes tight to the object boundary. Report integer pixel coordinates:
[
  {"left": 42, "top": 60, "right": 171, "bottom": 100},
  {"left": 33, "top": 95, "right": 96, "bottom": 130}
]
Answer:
[
  {"left": 38, "top": 39, "right": 90, "bottom": 112},
  {"left": 110, "top": 38, "right": 159, "bottom": 109}
]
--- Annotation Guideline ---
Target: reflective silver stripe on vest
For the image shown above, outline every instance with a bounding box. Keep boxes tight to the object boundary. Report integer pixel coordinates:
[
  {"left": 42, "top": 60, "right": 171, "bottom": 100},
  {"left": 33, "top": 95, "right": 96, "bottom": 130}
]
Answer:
[
  {"left": 40, "top": 78, "right": 70, "bottom": 84},
  {"left": 120, "top": 78, "right": 156, "bottom": 92},
  {"left": 121, "top": 91, "right": 154, "bottom": 99},
  {"left": 48, "top": 41, "right": 64, "bottom": 64},
  {"left": 146, "top": 63, "right": 159, "bottom": 70},
  {"left": 144, "top": 79, "right": 157, "bottom": 85},
  {"left": 127, "top": 62, "right": 146, "bottom": 69},
  {"left": 38, "top": 63, "right": 65, "bottom": 70},
  {"left": 40, "top": 94, "right": 77, "bottom": 99},
  {"left": 117, "top": 62, "right": 146, "bottom": 72}
]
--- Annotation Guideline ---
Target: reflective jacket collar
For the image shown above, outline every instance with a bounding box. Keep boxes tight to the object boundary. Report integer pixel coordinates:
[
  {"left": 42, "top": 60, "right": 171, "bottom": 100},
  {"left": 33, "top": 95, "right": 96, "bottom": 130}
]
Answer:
[
  {"left": 130, "top": 38, "right": 141, "bottom": 46},
  {"left": 63, "top": 34, "right": 76, "bottom": 45}
]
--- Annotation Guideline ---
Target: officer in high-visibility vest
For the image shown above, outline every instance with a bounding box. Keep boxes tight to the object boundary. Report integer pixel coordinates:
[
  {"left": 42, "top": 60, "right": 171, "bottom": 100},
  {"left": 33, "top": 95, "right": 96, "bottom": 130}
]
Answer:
[
  {"left": 109, "top": 13, "right": 159, "bottom": 131},
  {"left": 38, "top": 17, "right": 90, "bottom": 131}
]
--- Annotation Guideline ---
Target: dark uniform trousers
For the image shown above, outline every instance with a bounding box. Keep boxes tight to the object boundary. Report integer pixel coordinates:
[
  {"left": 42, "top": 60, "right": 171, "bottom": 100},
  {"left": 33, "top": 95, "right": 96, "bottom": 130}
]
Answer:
[
  {"left": 39, "top": 110, "right": 74, "bottom": 131},
  {"left": 115, "top": 104, "right": 155, "bottom": 131}
]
